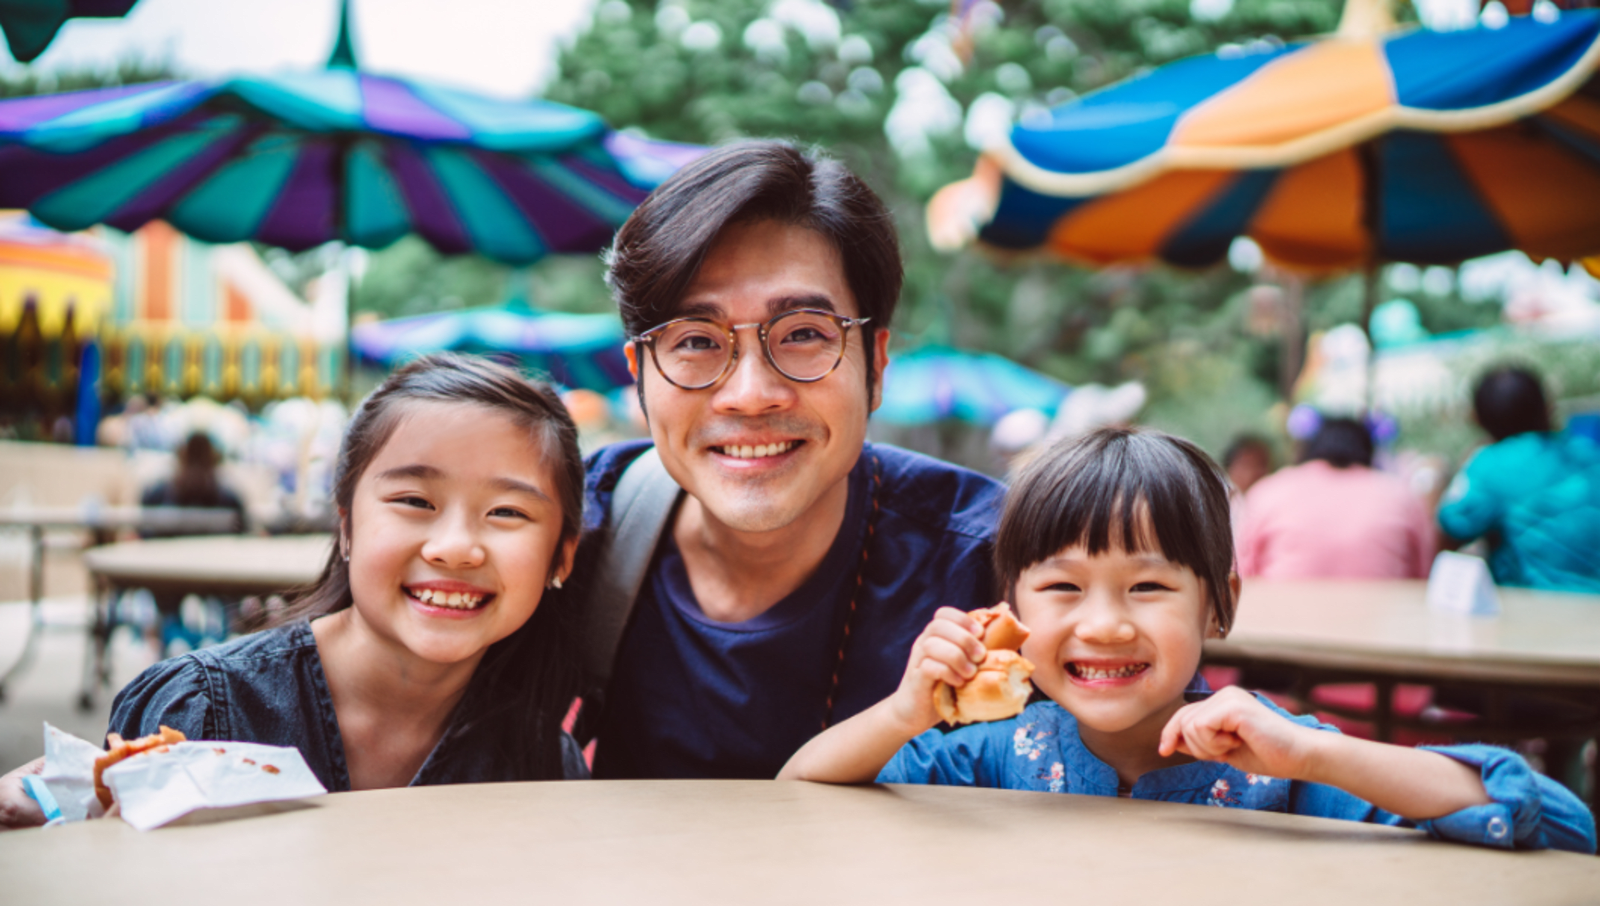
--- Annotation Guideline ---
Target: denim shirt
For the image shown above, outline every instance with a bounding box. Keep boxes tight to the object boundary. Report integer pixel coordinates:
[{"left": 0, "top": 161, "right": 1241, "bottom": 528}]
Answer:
[
  {"left": 879, "top": 698, "right": 1596, "bottom": 854},
  {"left": 108, "top": 621, "right": 589, "bottom": 791}
]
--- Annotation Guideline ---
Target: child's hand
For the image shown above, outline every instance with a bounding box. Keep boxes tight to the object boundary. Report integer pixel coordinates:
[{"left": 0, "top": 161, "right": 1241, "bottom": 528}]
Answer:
[
  {"left": 886, "top": 607, "right": 988, "bottom": 734},
  {"left": 1157, "top": 687, "right": 1321, "bottom": 780}
]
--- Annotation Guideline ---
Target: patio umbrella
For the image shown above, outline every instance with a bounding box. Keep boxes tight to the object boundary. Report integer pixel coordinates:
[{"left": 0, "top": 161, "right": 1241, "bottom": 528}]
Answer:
[
  {"left": 928, "top": 0, "right": 1600, "bottom": 273},
  {"left": 0, "top": 0, "right": 697, "bottom": 264},
  {"left": 350, "top": 301, "right": 631, "bottom": 391},
  {"left": 1, "top": 0, "right": 138, "bottom": 63},
  {"left": 875, "top": 344, "right": 1070, "bottom": 426}
]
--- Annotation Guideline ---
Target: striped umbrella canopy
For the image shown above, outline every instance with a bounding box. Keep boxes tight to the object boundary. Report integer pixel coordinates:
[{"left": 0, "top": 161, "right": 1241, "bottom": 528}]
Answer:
[
  {"left": 351, "top": 302, "right": 631, "bottom": 391},
  {"left": 928, "top": 1, "right": 1600, "bottom": 273},
  {"left": 1, "top": 0, "right": 138, "bottom": 63},
  {"left": 0, "top": 3, "right": 697, "bottom": 264},
  {"left": 875, "top": 344, "right": 1069, "bottom": 426}
]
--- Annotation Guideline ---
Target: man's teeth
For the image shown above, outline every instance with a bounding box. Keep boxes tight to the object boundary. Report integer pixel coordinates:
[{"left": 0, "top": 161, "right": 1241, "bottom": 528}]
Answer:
[
  {"left": 718, "top": 441, "right": 796, "bottom": 459},
  {"left": 1072, "top": 663, "right": 1146, "bottom": 680},
  {"left": 410, "top": 588, "right": 485, "bottom": 609}
]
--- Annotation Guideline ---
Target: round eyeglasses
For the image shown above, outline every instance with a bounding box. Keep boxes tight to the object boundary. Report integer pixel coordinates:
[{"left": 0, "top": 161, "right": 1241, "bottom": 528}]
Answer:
[{"left": 632, "top": 309, "right": 871, "bottom": 390}]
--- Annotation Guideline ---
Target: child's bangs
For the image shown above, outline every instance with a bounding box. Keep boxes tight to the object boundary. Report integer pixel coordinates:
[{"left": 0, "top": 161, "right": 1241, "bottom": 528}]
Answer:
[
  {"left": 995, "top": 428, "right": 1238, "bottom": 632},
  {"left": 1027, "top": 450, "right": 1205, "bottom": 572}
]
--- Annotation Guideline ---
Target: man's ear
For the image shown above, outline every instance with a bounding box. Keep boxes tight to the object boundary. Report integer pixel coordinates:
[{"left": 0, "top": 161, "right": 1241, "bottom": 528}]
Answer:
[
  {"left": 868, "top": 328, "right": 891, "bottom": 413},
  {"left": 623, "top": 342, "right": 640, "bottom": 382}
]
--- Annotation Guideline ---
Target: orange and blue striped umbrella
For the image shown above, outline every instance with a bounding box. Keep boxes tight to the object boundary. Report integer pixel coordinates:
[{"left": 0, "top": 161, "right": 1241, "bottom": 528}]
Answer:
[{"left": 929, "top": 6, "right": 1600, "bottom": 272}]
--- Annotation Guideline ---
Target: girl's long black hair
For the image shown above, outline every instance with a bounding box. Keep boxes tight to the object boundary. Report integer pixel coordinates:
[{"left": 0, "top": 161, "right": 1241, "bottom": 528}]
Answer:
[{"left": 266, "top": 353, "right": 585, "bottom": 781}]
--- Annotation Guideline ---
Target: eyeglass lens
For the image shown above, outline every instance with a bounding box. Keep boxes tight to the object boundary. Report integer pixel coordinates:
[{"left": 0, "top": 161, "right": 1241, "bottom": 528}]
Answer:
[{"left": 653, "top": 310, "right": 848, "bottom": 386}]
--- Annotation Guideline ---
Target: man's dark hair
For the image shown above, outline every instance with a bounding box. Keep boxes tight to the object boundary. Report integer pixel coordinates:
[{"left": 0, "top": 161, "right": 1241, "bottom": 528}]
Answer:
[
  {"left": 995, "top": 427, "right": 1238, "bottom": 635},
  {"left": 1473, "top": 365, "right": 1551, "bottom": 441},
  {"left": 1301, "top": 417, "right": 1374, "bottom": 468},
  {"left": 605, "top": 140, "right": 902, "bottom": 403}
]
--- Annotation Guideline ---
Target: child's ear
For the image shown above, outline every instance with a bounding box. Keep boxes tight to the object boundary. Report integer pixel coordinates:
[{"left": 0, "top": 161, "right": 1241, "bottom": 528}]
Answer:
[
  {"left": 555, "top": 535, "right": 578, "bottom": 585},
  {"left": 1207, "top": 573, "right": 1243, "bottom": 639},
  {"left": 338, "top": 508, "right": 351, "bottom": 561}
]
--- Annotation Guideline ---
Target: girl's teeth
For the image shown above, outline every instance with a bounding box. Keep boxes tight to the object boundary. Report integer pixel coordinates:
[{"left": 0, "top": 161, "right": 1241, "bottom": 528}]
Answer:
[
  {"left": 1074, "top": 663, "right": 1145, "bottom": 680},
  {"left": 411, "top": 588, "right": 484, "bottom": 609}
]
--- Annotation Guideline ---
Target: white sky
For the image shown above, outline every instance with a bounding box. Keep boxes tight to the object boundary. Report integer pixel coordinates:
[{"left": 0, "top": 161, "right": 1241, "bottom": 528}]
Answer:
[{"left": 1, "top": 0, "right": 600, "bottom": 98}]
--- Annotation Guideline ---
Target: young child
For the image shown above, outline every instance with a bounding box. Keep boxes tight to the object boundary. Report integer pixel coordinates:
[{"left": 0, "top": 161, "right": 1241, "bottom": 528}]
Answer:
[
  {"left": 15, "top": 354, "right": 590, "bottom": 809},
  {"left": 780, "top": 427, "right": 1596, "bottom": 854}
]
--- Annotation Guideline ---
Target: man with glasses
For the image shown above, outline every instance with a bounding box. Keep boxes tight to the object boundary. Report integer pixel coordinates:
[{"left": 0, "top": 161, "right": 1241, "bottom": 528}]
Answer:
[{"left": 576, "top": 141, "right": 1004, "bottom": 779}]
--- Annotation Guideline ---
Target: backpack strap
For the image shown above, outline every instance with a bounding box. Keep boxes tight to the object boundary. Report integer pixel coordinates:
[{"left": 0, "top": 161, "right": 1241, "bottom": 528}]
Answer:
[{"left": 580, "top": 446, "right": 682, "bottom": 689}]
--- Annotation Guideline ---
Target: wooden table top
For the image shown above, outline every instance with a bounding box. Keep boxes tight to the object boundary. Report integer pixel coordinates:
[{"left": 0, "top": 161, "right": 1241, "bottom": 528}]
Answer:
[
  {"left": 0, "top": 505, "right": 238, "bottom": 532},
  {"left": 82, "top": 534, "right": 331, "bottom": 596},
  {"left": 4, "top": 780, "right": 1596, "bottom": 906},
  {"left": 1207, "top": 579, "right": 1600, "bottom": 686}
]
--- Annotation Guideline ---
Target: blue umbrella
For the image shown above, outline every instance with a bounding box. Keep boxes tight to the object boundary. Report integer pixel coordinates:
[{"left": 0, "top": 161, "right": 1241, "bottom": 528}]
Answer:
[
  {"left": 875, "top": 345, "right": 1069, "bottom": 426},
  {"left": 929, "top": 3, "right": 1600, "bottom": 271},
  {"left": 351, "top": 301, "right": 631, "bottom": 391},
  {"left": 0, "top": 1, "right": 698, "bottom": 264}
]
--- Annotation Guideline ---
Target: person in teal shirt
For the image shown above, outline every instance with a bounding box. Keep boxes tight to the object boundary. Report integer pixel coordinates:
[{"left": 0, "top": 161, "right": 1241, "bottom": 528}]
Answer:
[{"left": 1438, "top": 366, "right": 1600, "bottom": 593}]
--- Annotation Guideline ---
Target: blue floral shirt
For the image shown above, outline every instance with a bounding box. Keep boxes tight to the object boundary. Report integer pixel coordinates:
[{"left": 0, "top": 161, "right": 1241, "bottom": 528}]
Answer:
[{"left": 879, "top": 698, "right": 1596, "bottom": 854}]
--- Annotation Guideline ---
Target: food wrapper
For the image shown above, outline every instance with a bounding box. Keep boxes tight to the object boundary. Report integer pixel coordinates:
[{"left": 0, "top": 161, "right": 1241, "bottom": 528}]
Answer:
[{"left": 32, "top": 723, "right": 327, "bottom": 831}]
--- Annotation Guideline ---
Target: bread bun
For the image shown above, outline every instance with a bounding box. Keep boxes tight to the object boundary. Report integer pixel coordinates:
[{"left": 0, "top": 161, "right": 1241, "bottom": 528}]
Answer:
[
  {"left": 971, "top": 604, "right": 1029, "bottom": 651},
  {"left": 932, "top": 606, "right": 1035, "bottom": 725}
]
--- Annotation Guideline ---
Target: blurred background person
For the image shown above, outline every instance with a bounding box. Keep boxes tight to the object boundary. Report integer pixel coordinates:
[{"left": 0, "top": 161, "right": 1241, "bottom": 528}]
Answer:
[
  {"left": 1224, "top": 433, "right": 1275, "bottom": 545},
  {"left": 138, "top": 431, "right": 248, "bottom": 653},
  {"left": 1224, "top": 433, "right": 1274, "bottom": 497},
  {"left": 1238, "top": 416, "right": 1436, "bottom": 579},
  {"left": 1438, "top": 366, "right": 1600, "bottom": 593}
]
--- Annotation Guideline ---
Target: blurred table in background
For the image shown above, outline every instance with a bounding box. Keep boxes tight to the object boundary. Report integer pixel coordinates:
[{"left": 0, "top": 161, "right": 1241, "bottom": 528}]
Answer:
[
  {"left": 78, "top": 534, "right": 330, "bottom": 708},
  {"left": 0, "top": 507, "right": 240, "bottom": 703},
  {"left": 6, "top": 780, "right": 1598, "bottom": 905},
  {"left": 1206, "top": 580, "right": 1600, "bottom": 799}
]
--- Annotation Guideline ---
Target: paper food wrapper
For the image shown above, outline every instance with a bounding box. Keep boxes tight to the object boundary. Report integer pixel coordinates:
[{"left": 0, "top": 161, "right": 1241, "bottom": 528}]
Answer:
[{"left": 35, "top": 723, "right": 327, "bottom": 831}]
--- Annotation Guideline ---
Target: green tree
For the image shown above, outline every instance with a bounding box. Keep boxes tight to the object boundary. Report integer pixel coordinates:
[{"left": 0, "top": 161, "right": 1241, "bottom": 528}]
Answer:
[{"left": 544, "top": 0, "right": 1397, "bottom": 455}]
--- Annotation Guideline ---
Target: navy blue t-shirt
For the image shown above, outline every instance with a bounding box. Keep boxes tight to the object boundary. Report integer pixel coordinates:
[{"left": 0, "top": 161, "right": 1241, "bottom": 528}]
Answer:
[{"left": 579, "top": 440, "right": 1004, "bottom": 780}]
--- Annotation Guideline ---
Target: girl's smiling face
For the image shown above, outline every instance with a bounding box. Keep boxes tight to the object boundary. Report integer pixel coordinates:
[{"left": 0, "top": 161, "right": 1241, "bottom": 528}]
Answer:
[
  {"left": 1014, "top": 536, "right": 1221, "bottom": 742},
  {"left": 343, "top": 400, "right": 575, "bottom": 668}
]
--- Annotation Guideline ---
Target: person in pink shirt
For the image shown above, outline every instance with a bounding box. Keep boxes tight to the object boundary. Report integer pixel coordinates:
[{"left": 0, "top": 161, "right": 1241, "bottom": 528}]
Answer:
[{"left": 1237, "top": 417, "right": 1436, "bottom": 579}]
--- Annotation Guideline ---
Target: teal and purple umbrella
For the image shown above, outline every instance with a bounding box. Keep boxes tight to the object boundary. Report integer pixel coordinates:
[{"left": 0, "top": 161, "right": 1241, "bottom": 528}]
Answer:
[
  {"left": 352, "top": 302, "right": 631, "bottom": 391},
  {"left": 0, "top": 3, "right": 699, "bottom": 264},
  {"left": 875, "top": 345, "right": 1070, "bottom": 426},
  {"left": 1, "top": 0, "right": 138, "bottom": 63}
]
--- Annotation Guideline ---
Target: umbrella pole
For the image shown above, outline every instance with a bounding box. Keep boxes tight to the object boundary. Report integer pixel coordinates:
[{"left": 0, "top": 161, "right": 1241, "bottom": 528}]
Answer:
[
  {"left": 1357, "top": 139, "right": 1383, "bottom": 415},
  {"left": 1361, "top": 262, "right": 1380, "bottom": 413}
]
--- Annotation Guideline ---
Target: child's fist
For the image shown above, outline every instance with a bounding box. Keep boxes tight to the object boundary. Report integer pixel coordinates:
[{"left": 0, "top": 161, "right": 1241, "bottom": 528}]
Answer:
[
  {"left": 1157, "top": 686, "right": 1320, "bottom": 780},
  {"left": 887, "top": 607, "right": 989, "bottom": 732}
]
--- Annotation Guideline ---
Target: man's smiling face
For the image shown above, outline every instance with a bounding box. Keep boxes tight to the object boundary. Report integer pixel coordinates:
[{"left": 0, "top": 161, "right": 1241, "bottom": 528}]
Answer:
[{"left": 626, "top": 218, "right": 888, "bottom": 535}]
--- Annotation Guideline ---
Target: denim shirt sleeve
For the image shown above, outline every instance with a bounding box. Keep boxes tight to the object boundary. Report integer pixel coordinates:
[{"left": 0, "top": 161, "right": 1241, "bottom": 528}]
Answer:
[
  {"left": 877, "top": 722, "right": 1010, "bottom": 788},
  {"left": 106, "top": 655, "right": 217, "bottom": 744},
  {"left": 1410, "top": 744, "right": 1597, "bottom": 853}
]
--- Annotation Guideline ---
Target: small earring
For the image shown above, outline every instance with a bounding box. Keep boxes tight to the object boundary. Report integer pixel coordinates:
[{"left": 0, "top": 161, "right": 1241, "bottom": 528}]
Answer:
[
  {"left": 340, "top": 541, "right": 350, "bottom": 562},
  {"left": 547, "top": 576, "right": 563, "bottom": 590}
]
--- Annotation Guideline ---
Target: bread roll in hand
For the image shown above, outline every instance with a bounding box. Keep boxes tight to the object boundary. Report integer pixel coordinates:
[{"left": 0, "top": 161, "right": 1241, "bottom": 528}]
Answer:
[{"left": 933, "top": 605, "right": 1035, "bottom": 725}]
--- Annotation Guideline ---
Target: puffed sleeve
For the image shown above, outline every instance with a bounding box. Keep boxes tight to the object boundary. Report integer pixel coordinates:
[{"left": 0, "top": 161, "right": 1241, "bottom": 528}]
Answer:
[
  {"left": 1437, "top": 451, "right": 1497, "bottom": 543},
  {"left": 105, "top": 655, "right": 218, "bottom": 745},
  {"left": 1412, "top": 744, "right": 1597, "bottom": 854},
  {"left": 876, "top": 723, "right": 1008, "bottom": 788}
]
